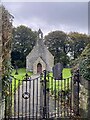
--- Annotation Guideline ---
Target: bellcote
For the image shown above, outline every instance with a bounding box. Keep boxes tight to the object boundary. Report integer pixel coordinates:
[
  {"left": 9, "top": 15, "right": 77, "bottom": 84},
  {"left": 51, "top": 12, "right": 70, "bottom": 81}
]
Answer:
[{"left": 38, "top": 29, "right": 43, "bottom": 39}]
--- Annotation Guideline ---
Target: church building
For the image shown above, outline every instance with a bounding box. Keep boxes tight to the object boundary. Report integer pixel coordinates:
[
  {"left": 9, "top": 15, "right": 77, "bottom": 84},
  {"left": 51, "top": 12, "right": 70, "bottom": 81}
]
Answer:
[{"left": 26, "top": 29, "right": 54, "bottom": 74}]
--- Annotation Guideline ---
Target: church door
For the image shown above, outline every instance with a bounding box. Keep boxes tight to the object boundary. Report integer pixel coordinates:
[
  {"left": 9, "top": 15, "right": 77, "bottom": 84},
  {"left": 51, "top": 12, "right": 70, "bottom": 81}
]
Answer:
[{"left": 37, "top": 63, "right": 42, "bottom": 73}]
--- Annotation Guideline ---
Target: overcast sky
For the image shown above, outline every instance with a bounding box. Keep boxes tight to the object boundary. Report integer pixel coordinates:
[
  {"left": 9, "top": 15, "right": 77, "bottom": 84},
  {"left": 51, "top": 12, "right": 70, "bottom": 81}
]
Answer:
[{"left": 3, "top": 2, "right": 88, "bottom": 35}]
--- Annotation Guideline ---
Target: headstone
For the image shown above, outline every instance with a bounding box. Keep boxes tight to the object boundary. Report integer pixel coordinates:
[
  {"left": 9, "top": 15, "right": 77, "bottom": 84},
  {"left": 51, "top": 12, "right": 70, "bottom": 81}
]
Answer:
[{"left": 53, "top": 63, "right": 63, "bottom": 80}]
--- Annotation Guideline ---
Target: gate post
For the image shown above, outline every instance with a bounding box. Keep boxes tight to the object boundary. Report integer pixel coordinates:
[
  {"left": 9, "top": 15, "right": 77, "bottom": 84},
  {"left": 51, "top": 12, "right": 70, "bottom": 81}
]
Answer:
[
  {"left": 73, "top": 69, "right": 80, "bottom": 116},
  {"left": 43, "top": 70, "right": 47, "bottom": 119}
]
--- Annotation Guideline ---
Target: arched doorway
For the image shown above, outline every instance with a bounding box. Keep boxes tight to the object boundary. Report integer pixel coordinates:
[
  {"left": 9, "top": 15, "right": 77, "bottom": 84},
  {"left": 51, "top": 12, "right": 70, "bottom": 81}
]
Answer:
[{"left": 37, "top": 63, "right": 42, "bottom": 73}]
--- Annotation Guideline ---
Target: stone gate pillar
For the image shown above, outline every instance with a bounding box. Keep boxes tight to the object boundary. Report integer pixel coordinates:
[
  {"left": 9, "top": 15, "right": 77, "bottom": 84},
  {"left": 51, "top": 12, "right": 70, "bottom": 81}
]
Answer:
[
  {"left": 79, "top": 76, "right": 90, "bottom": 118},
  {"left": 73, "top": 69, "right": 80, "bottom": 116}
]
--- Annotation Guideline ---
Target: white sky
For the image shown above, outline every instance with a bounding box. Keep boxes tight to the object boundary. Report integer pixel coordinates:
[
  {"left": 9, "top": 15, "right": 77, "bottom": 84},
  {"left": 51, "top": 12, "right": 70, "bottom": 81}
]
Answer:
[{"left": 1, "top": 0, "right": 89, "bottom": 35}]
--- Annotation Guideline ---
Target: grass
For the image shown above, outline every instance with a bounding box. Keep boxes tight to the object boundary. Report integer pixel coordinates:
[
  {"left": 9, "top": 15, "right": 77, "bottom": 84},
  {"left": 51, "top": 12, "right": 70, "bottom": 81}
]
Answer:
[
  {"left": 62, "top": 68, "right": 71, "bottom": 78},
  {"left": 48, "top": 68, "right": 71, "bottom": 78},
  {"left": 11, "top": 68, "right": 32, "bottom": 93},
  {"left": 46, "top": 68, "right": 72, "bottom": 96},
  {"left": 8, "top": 68, "right": 33, "bottom": 113},
  {"left": 11, "top": 68, "right": 71, "bottom": 95},
  {"left": 9, "top": 68, "right": 71, "bottom": 112}
]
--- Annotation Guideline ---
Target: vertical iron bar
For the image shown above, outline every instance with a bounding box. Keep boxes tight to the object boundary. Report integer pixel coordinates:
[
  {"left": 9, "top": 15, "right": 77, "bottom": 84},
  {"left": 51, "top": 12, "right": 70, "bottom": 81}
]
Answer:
[
  {"left": 33, "top": 79, "right": 35, "bottom": 119},
  {"left": 64, "top": 79, "right": 66, "bottom": 117},
  {"left": 77, "top": 79, "right": 80, "bottom": 115},
  {"left": 58, "top": 78, "right": 59, "bottom": 118},
  {"left": 40, "top": 73, "right": 43, "bottom": 119},
  {"left": 25, "top": 74, "right": 28, "bottom": 119},
  {"left": 61, "top": 79, "right": 62, "bottom": 117},
  {"left": 47, "top": 73, "right": 49, "bottom": 118},
  {"left": 11, "top": 80, "right": 12, "bottom": 118},
  {"left": 49, "top": 76, "right": 55, "bottom": 117},
  {"left": 51, "top": 77, "right": 53, "bottom": 95},
  {"left": 67, "top": 78, "right": 69, "bottom": 117},
  {"left": 10, "top": 81, "right": 12, "bottom": 119},
  {"left": 36, "top": 78, "right": 38, "bottom": 119},
  {"left": 54, "top": 78, "right": 56, "bottom": 117},
  {"left": 18, "top": 80, "right": 20, "bottom": 119},
  {"left": 14, "top": 78, "right": 16, "bottom": 119},
  {"left": 77, "top": 72, "right": 80, "bottom": 116},
  {"left": 29, "top": 78, "right": 31, "bottom": 119},
  {"left": 43, "top": 70, "right": 47, "bottom": 119},
  {"left": 68, "top": 77, "right": 70, "bottom": 117},
  {"left": 70, "top": 77, "right": 72, "bottom": 117},
  {"left": 22, "top": 80, "right": 24, "bottom": 119},
  {"left": 8, "top": 82, "right": 10, "bottom": 119}
]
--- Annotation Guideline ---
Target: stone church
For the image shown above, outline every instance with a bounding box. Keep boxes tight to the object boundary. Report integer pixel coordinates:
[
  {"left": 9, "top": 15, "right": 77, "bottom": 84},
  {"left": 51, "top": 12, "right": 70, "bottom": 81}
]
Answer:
[{"left": 26, "top": 29, "right": 54, "bottom": 74}]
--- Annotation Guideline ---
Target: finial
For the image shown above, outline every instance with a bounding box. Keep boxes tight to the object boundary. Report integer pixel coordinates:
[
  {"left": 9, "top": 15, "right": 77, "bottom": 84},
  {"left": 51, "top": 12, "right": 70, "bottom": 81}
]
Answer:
[{"left": 38, "top": 28, "right": 43, "bottom": 39}]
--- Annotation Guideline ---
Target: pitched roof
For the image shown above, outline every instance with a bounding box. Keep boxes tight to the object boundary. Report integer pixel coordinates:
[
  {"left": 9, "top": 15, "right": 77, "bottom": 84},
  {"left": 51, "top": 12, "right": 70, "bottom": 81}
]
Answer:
[{"left": 26, "top": 29, "right": 54, "bottom": 64}]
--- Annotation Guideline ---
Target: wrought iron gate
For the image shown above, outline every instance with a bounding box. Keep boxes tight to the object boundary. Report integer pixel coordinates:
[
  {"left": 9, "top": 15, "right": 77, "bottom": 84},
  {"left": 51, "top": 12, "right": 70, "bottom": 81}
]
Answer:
[{"left": 4, "top": 70, "right": 80, "bottom": 119}]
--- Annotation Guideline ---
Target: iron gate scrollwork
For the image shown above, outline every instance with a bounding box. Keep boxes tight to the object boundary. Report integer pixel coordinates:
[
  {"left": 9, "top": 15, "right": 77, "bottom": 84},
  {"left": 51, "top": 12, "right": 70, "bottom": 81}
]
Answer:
[{"left": 4, "top": 70, "right": 80, "bottom": 119}]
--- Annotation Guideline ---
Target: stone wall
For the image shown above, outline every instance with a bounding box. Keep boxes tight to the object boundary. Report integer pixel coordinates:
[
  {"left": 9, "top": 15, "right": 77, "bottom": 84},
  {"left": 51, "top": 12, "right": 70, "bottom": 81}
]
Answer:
[
  {"left": 0, "top": 6, "right": 3, "bottom": 120},
  {"left": 79, "top": 76, "right": 90, "bottom": 118},
  {"left": 72, "top": 70, "right": 90, "bottom": 118},
  {"left": 0, "top": 100, "right": 5, "bottom": 120},
  {"left": 0, "top": 5, "right": 13, "bottom": 119}
]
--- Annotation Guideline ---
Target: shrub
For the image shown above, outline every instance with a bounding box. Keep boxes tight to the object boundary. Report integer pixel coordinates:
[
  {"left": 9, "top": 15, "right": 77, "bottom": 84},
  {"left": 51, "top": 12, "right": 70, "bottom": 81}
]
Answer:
[{"left": 79, "top": 56, "right": 90, "bottom": 80}]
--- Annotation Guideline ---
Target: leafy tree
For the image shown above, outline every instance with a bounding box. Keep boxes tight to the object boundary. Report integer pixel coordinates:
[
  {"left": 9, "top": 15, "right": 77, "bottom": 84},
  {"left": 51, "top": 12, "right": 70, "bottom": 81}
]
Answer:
[
  {"left": 68, "top": 32, "right": 89, "bottom": 59},
  {"left": 72, "top": 43, "right": 90, "bottom": 80},
  {"left": 11, "top": 25, "right": 37, "bottom": 67},
  {"left": 45, "top": 31, "right": 69, "bottom": 66}
]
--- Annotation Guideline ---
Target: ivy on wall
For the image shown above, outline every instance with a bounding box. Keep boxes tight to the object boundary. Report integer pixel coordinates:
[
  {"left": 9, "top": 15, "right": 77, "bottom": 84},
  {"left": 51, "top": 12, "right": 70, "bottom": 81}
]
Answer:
[
  {"left": 79, "top": 56, "right": 90, "bottom": 81},
  {"left": 72, "top": 43, "right": 90, "bottom": 81},
  {"left": 1, "top": 5, "right": 13, "bottom": 98},
  {"left": 2, "top": 60, "right": 13, "bottom": 98}
]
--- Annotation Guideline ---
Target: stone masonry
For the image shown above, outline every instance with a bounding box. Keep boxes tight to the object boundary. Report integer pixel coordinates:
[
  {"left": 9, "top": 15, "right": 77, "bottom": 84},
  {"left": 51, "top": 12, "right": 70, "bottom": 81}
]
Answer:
[
  {"left": 79, "top": 76, "right": 90, "bottom": 118},
  {"left": 0, "top": 5, "right": 13, "bottom": 119},
  {"left": 26, "top": 29, "right": 54, "bottom": 74}
]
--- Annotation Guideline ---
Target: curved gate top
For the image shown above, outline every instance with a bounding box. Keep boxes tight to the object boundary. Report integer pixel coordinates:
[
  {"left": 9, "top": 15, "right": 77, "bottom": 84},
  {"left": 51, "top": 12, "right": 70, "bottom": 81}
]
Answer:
[{"left": 4, "top": 70, "right": 80, "bottom": 119}]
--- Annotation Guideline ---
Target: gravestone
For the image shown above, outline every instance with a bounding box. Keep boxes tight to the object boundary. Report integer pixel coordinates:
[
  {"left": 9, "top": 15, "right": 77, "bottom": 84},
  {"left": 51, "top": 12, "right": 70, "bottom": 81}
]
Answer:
[{"left": 53, "top": 63, "right": 63, "bottom": 80}]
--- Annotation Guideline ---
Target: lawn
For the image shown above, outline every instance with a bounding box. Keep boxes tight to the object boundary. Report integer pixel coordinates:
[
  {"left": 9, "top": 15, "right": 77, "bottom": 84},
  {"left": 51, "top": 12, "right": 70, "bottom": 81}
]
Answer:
[
  {"left": 46, "top": 68, "right": 72, "bottom": 95},
  {"left": 11, "top": 68, "right": 32, "bottom": 93},
  {"left": 11, "top": 68, "right": 71, "bottom": 95},
  {"left": 10, "top": 68, "right": 71, "bottom": 111},
  {"left": 62, "top": 68, "right": 71, "bottom": 78}
]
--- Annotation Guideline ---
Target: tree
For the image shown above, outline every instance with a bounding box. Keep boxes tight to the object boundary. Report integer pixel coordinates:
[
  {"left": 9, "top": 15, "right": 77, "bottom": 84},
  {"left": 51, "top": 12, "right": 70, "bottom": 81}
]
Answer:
[
  {"left": 45, "top": 31, "right": 69, "bottom": 66},
  {"left": 68, "top": 32, "right": 89, "bottom": 59},
  {"left": 72, "top": 43, "right": 90, "bottom": 80},
  {"left": 11, "top": 25, "right": 37, "bottom": 67}
]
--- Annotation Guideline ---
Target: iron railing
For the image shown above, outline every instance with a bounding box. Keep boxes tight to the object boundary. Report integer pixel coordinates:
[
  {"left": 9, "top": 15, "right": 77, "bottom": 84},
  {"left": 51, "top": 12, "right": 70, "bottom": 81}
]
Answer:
[{"left": 4, "top": 70, "right": 80, "bottom": 119}]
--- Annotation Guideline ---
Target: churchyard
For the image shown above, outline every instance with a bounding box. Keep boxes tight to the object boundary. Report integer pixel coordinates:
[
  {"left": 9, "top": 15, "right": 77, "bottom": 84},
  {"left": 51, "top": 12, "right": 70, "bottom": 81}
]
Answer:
[
  {"left": 8, "top": 67, "right": 72, "bottom": 118},
  {"left": 11, "top": 68, "right": 71, "bottom": 93},
  {"left": 1, "top": 4, "right": 90, "bottom": 119}
]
